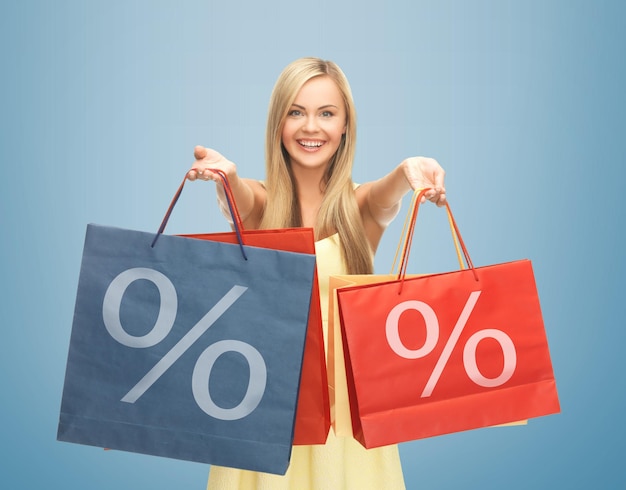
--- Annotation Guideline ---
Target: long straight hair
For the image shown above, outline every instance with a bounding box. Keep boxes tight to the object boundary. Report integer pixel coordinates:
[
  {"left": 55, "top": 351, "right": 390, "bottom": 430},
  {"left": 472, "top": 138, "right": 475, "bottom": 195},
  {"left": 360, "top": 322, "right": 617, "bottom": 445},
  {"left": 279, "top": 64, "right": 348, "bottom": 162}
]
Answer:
[{"left": 260, "top": 57, "right": 373, "bottom": 274}]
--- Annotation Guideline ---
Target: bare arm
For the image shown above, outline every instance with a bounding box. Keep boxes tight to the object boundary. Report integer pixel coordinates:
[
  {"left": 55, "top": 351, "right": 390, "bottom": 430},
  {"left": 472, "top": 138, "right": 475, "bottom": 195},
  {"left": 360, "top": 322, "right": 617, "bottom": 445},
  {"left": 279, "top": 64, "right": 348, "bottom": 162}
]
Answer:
[
  {"left": 356, "top": 156, "right": 447, "bottom": 251},
  {"left": 187, "top": 146, "right": 266, "bottom": 229}
]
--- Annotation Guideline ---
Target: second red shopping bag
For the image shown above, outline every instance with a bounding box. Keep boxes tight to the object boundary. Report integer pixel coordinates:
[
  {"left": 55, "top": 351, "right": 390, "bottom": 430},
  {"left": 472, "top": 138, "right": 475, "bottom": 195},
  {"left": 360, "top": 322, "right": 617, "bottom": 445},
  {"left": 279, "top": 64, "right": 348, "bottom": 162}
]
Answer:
[{"left": 336, "top": 189, "right": 560, "bottom": 448}]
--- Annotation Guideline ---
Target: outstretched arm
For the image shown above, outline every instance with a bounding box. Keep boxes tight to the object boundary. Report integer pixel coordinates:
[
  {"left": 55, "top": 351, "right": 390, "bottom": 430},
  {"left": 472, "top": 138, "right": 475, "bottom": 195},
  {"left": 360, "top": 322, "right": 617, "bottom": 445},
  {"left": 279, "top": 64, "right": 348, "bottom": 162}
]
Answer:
[
  {"left": 365, "top": 156, "right": 446, "bottom": 223},
  {"left": 357, "top": 156, "right": 446, "bottom": 251}
]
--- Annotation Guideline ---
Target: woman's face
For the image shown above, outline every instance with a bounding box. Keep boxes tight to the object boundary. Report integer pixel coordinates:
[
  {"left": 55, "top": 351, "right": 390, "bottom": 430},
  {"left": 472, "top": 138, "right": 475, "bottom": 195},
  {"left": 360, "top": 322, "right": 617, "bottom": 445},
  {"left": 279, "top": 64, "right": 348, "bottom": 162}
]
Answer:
[{"left": 281, "top": 76, "right": 347, "bottom": 173}]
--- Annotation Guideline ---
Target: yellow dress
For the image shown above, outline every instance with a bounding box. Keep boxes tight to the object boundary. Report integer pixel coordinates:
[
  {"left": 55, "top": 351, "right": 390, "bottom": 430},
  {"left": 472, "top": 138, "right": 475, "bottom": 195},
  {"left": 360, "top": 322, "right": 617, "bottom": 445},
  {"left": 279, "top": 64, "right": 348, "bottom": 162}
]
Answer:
[{"left": 207, "top": 234, "right": 405, "bottom": 490}]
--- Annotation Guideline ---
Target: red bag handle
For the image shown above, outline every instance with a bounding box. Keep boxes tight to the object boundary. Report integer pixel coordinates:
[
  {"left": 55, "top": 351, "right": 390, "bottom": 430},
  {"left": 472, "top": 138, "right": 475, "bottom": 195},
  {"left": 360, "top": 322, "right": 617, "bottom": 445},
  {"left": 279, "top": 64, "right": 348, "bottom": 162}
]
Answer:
[
  {"left": 397, "top": 188, "right": 477, "bottom": 288},
  {"left": 151, "top": 170, "right": 247, "bottom": 260}
]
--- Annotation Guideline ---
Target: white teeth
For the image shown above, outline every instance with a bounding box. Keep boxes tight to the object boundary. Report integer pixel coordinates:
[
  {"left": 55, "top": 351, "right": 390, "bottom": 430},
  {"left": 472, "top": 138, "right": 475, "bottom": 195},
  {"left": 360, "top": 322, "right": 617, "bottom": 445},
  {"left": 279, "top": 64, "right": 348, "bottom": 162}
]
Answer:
[{"left": 300, "top": 141, "right": 322, "bottom": 148}]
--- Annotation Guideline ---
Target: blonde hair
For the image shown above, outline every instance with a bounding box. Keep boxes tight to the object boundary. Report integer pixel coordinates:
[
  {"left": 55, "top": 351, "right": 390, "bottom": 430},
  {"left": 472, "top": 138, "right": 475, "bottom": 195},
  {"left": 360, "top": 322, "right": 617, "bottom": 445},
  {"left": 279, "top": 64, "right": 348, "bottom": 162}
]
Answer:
[{"left": 260, "top": 57, "right": 373, "bottom": 274}]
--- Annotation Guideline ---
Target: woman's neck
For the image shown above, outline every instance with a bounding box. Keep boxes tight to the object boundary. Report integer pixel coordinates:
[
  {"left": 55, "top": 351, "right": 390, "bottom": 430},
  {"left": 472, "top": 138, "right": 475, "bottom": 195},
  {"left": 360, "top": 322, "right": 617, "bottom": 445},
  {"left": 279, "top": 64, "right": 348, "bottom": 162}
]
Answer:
[{"left": 291, "top": 165, "right": 326, "bottom": 228}]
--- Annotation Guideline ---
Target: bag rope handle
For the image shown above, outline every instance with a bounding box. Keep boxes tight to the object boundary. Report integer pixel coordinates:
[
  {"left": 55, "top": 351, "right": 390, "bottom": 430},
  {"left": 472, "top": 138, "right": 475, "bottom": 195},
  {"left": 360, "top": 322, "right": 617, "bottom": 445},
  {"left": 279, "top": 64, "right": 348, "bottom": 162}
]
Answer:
[
  {"left": 392, "top": 188, "right": 477, "bottom": 292},
  {"left": 391, "top": 189, "right": 465, "bottom": 275},
  {"left": 151, "top": 170, "right": 247, "bottom": 260}
]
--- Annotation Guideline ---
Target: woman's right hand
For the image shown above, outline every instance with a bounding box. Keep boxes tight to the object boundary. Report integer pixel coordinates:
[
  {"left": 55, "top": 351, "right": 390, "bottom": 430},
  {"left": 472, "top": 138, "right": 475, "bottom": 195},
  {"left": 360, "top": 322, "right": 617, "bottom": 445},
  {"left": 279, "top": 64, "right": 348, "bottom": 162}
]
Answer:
[
  {"left": 187, "top": 145, "right": 262, "bottom": 227},
  {"left": 187, "top": 146, "right": 238, "bottom": 183}
]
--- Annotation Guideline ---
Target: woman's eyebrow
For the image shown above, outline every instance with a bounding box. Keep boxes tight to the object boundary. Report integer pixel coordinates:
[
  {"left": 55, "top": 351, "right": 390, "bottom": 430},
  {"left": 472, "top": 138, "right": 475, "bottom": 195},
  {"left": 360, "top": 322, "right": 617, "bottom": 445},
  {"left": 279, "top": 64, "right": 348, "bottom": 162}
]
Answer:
[{"left": 290, "top": 103, "right": 340, "bottom": 110}]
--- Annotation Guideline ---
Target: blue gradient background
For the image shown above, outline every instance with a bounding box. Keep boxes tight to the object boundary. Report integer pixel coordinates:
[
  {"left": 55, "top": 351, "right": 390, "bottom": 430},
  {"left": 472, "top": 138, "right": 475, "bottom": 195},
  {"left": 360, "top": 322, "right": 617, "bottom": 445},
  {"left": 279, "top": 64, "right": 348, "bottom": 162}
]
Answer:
[{"left": 2, "top": 1, "right": 623, "bottom": 488}]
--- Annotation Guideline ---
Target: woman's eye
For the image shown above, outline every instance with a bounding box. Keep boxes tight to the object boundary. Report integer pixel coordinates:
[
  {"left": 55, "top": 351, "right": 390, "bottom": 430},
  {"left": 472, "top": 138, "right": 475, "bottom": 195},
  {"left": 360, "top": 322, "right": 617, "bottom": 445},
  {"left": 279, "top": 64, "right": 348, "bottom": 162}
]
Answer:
[
  {"left": 321, "top": 111, "right": 333, "bottom": 117},
  {"left": 288, "top": 110, "right": 302, "bottom": 117}
]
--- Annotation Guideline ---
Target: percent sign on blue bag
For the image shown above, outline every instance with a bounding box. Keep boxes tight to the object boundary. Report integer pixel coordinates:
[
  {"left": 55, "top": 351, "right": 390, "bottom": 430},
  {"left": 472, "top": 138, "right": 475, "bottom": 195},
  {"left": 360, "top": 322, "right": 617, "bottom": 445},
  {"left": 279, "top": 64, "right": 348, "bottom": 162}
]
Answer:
[{"left": 57, "top": 223, "right": 316, "bottom": 475}]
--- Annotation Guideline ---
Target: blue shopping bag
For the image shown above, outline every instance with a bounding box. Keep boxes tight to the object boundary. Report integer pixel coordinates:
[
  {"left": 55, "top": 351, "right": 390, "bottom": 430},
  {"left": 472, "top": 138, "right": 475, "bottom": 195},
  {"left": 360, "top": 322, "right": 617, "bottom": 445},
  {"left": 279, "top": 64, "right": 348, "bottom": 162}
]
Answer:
[{"left": 57, "top": 221, "right": 316, "bottom": 475}]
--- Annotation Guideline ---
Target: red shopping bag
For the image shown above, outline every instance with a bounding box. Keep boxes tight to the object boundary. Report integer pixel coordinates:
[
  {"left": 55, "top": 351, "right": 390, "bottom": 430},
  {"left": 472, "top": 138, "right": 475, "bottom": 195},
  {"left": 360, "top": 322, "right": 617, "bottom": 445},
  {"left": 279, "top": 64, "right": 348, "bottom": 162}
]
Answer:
[
  {"left": 164, "top": 171, "right": 329, "bottom": 445},
  {"left": 336, "top": 189, "right": 560, "bottom": 448}
]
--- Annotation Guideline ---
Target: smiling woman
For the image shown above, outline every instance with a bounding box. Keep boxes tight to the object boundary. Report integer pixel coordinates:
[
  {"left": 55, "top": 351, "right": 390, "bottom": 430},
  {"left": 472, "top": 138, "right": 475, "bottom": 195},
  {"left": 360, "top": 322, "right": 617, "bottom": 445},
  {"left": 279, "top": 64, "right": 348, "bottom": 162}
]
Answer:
[
  {"left": 281, "top": 76, "right": 347, "bottom": 179},
  {"left": 186, "top": 57, "right": 447, "bottom": 490}
]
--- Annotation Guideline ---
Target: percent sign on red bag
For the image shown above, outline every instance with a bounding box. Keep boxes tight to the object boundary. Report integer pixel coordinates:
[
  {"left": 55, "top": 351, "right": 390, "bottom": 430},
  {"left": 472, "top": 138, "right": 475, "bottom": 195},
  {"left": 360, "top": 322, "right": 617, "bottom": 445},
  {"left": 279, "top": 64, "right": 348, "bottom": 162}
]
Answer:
[
  {"left": 386, "top": 289, "right": 515, "bottom": 398},
  {"left": 337, "top": 193, "right": 560, "bottom": 448}
]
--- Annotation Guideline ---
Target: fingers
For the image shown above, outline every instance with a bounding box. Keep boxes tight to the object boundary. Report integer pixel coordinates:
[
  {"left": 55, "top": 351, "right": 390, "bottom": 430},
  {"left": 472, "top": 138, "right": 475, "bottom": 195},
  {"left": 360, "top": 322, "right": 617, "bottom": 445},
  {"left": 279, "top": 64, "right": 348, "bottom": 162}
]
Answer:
[
  {"left": 418, "top": 186, "right": 446, "bottom": 207},
  {"left": 193, "top": 145, "right": 208, "bottom": 160},
  {"left": 403, "top": 156, "right": 447, "bottom": 206},
  {"left": 418, "top": 189, "right": 445, "bottom": 206},
  {"left": 416, "top": 157, "right": 446, "bottom": 206},
  {"left": 188, "top": 146, "right": 208, "bottom": 181},
  {"left": 425, "top": 186, "right": 446, "bottom": 205},
  {"left": 187, "top": 167, "right": 220, "bottom": 182},
  {"left": 188, "top": 146, "right": 229, "bottom": 182},
  {"left": 432, "top": 163, "right": 446, "bottom": 189},
  {"left": 430, "top": 169, "right": 447, "bottom": 207}
]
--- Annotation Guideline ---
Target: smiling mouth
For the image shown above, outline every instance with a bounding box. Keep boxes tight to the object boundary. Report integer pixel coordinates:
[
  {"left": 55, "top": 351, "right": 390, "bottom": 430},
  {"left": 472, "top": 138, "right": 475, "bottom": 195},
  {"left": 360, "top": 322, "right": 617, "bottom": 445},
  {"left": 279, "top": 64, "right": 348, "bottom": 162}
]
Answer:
[{"left": 298, "top": 140, "right": 324, "bottom": 149}]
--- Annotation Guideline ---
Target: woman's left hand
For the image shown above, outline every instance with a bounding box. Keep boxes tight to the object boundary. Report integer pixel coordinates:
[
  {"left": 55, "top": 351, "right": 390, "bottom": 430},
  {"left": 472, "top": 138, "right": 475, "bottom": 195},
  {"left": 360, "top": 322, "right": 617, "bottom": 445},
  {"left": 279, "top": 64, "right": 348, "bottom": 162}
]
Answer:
[{"left": 401, "top": 156, "right": 447, "bottom": 206}]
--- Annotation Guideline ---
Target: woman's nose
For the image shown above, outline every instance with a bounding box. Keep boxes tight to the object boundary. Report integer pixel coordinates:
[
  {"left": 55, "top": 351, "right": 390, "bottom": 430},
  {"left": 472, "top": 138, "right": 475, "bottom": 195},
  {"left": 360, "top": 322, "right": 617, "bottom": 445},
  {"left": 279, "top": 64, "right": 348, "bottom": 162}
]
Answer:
[{"left": 302, "top": 115, "right": 319, "bottom": 132}]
